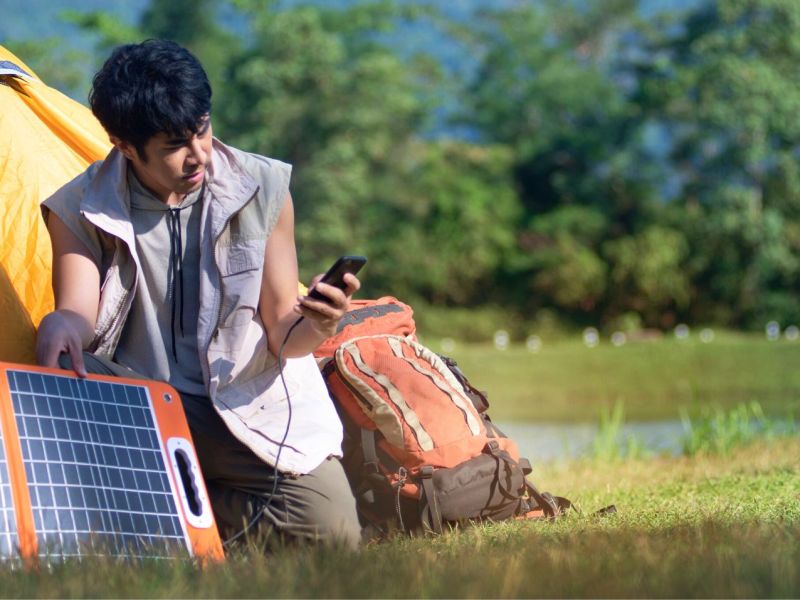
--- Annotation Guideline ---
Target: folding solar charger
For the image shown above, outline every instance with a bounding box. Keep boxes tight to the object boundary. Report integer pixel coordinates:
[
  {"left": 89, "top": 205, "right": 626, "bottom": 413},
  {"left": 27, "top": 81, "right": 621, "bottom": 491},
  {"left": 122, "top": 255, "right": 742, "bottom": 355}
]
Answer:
[{"left": 0, "top": 362, "right": 223, "bottom": 562}]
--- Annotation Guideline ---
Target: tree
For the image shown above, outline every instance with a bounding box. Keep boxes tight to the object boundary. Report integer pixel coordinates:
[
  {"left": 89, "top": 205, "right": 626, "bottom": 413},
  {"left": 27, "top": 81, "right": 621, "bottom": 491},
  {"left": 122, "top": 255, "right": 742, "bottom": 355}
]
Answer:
[
  {"left": 372, "top": 141, "right": 520, "bottom": 304},
  {"left": 216, "top": 2, "right": 429, "bottom": 291},
  {"left": 457, "top": 1, "right": 669, "bottom": 323},
  {"left": 635, "top": 0, "right": 800, "bottom": 326},
  {"left": 603, "top": 225, "right": 690, "bottom": 326},
  {"left": 64, "top": 0, "right": 238, "bottom": 95}
]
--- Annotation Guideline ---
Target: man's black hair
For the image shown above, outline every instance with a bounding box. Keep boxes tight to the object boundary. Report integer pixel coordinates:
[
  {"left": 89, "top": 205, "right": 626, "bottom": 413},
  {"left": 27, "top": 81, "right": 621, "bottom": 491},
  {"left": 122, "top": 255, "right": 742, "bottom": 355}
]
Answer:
[{"left": 90, "top": 39, "right": 212, "bottom": 160}]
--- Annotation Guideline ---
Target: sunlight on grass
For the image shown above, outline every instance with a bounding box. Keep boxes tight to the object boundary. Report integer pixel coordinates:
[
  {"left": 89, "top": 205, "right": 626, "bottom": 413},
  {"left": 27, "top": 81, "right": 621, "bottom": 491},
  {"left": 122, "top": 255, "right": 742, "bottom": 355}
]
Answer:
[
  {"left": 1, "top": 339, "right": 797, "bottom": 598},
  {"left": 443, "top": 334, "right": 800, "bottom": 422},
  {"left": 0, "top": 439, "right": 797, "bottom": 598}
]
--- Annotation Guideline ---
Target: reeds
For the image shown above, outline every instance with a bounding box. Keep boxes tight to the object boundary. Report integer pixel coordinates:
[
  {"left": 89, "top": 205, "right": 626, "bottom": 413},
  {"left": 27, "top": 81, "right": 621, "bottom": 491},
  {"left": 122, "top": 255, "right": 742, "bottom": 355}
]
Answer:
[
  {"left": 588, "top": 400, "right": 797, "bottom": 460},
  {"left": 681, "top": 401, "right": 798, "bottom": 456}
]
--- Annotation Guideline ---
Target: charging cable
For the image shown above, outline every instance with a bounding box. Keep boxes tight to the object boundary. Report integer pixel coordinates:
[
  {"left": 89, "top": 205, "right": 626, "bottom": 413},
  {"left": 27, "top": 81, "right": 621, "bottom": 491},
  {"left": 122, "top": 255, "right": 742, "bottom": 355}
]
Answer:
[{"left": 222, "top": 315, "right": 304, "bottom": 547}]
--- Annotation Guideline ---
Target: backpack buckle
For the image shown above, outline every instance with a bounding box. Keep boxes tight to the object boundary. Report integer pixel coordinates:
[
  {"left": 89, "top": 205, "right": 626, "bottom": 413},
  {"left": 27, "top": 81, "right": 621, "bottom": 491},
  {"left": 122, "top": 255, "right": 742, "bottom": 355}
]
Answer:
[{"left": 419, "top": 465, "right": 434, "bottom": 478}]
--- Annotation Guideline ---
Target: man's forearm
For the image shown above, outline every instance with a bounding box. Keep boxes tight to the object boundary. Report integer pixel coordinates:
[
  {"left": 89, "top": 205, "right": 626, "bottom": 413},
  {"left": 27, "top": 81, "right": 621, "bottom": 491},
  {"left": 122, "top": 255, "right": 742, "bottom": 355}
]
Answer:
[{"left": 268, "top": 314, "right": 331, "bottom": 359}]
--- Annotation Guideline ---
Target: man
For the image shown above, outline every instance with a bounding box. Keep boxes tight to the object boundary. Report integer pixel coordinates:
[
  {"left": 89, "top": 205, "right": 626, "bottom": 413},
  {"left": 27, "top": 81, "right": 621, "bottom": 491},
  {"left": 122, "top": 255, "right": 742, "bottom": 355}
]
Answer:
[{"left": 35, "top": 39, "right": 362, "bottom": 548}]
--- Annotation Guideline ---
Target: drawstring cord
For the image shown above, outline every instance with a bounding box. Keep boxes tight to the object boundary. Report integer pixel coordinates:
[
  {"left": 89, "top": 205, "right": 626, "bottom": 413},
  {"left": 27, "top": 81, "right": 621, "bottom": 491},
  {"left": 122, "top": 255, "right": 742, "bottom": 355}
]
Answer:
[
  {"left": 164, "top": 180, "right": 205, "bottom": 363},
  {"left": 167, "top": 206, "right": 185, "bottom": 363}
]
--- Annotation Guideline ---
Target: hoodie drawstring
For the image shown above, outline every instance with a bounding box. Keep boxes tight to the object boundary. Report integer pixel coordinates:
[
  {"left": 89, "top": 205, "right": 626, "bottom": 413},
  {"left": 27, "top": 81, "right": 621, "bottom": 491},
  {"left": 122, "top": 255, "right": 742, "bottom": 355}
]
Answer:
[{"left": 167, "top": 206, "right": 186, "bottom": 363}]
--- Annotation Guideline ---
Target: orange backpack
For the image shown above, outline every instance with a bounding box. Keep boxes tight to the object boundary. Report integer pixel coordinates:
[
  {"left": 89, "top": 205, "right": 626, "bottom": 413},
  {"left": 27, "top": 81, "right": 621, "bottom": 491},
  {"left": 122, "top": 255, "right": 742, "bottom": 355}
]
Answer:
[{"left": 315, "top": 297, "right": 569, "bottom": 533}]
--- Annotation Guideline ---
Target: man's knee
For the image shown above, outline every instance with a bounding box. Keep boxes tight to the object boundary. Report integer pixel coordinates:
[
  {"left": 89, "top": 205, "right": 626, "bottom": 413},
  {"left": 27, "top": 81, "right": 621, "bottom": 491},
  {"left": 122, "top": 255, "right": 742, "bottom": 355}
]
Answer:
[
  {"left": 300, "top": 488, "right": 361, "bottom": 549},
  {"left": 308, "top": 456, "right": 361, "bottom": 542},
  {"left": 211, "top": 457, "right": 362, "bottom": 549},
  {"left": 275, "top": 457, "right": 361, "bottom": 548}
]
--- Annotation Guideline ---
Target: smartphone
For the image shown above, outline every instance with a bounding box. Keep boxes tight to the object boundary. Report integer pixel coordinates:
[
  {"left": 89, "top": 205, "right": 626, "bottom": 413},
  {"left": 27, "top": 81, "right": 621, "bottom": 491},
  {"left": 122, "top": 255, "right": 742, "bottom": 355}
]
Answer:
[{"left": 307, "top": 255, "right": 367, "bottom": 301}]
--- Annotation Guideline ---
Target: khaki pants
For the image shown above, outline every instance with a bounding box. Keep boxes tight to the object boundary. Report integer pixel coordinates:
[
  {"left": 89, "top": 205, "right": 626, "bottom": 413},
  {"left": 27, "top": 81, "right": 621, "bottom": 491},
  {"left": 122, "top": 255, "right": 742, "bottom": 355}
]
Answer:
[{"left": 60, "top": 353, "right": 362, "bottom": 549}]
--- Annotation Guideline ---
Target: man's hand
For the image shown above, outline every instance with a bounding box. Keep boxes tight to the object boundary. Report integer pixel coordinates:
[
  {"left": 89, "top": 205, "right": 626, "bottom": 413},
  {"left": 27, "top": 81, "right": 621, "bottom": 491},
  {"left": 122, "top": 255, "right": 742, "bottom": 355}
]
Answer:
[
  {"left": 295, "top": 273, "right": 361, "bottom": 339},
  {"left": 39, "top": 211, "right": 101, "bottom": 376},
  {"left": 36, "top": 310, "right": 93, "bottom": 377}
]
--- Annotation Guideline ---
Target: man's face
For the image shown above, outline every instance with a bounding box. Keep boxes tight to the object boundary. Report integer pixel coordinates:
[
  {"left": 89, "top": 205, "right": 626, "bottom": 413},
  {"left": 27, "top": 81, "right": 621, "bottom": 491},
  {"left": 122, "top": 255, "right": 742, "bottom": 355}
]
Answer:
[{"left": 115, "top": 116, "right": 213, "bottom": 204}]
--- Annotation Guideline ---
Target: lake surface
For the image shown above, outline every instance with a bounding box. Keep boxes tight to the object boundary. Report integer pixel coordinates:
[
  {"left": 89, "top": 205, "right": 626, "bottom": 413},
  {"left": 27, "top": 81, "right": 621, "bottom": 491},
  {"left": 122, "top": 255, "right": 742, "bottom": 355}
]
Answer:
[{"left": 495, "top": 420, "right": 686, "bottom": 462}]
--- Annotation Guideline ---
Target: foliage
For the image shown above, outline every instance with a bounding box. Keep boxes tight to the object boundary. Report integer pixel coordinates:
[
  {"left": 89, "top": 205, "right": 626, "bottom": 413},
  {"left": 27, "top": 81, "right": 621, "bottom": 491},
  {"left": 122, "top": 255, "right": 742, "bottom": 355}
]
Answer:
[
  {"left": 587, "top": 399, "right": 796, "bottom": 462},
  {"left": 215, "top": 2, "right": 428, "bottom": 296},
  {"left": 372, "top": 141, "right": 521, "bottom": 304},
  {"left": 3, "top": 38, "right": 90, "bottom": 98},
  {"left": 603, "top": 225, "right": 690, "bottom": 326},
  {"left": 633, "top": 0, "right": 800, "bottom": 326},
  {"left": 11, "top": 0, "right": 800, "bottom": 330}
]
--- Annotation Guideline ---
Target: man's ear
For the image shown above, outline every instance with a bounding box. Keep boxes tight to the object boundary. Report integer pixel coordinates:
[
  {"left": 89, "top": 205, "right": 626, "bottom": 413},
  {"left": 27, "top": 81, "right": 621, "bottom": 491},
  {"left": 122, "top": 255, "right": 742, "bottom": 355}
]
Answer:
[{"left": 110, "top": 136, "right": 137, "bottom": 161}]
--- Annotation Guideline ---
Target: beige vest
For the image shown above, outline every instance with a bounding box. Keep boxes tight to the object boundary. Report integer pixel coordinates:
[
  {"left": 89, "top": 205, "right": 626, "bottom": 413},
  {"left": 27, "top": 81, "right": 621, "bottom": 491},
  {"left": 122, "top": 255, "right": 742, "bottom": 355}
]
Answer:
[{"left": 41, "top": 139, "right": 343, "bottom": 475}]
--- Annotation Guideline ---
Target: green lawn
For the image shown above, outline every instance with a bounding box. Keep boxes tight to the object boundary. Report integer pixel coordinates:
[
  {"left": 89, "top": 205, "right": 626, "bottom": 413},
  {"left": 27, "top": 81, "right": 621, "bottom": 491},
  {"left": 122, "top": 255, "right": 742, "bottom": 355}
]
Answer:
[
  {"left": 2, "top": 335, "right": 798, "bottom": 597},
  {"left": 431, "top": 332, "right": 800, "bottom": 422},
  {"left": 3, "top": 438, "right": 798, "bottom": 598}
]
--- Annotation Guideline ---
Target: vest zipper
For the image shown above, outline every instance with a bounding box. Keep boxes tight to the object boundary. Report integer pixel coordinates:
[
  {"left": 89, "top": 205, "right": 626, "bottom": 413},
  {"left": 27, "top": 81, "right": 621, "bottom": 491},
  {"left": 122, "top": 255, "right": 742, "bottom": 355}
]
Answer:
[
  {"left": 202, "top": 186, "right": 259, "bottom": 392},
  {"left": 92, "top": 284, "right": 131, "bottom": 351},
  {"left": 212, "top": 241, "right": 225, "bottom": 343},
  {"left": 206, "top": 227, "right": 228, "bottom": 344}
]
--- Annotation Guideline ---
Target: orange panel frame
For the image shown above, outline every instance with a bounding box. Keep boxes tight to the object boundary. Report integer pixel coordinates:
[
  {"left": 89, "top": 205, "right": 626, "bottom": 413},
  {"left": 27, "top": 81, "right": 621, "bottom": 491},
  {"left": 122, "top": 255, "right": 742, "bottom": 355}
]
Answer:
[
  {"left": 0, "top": 362, "right": 224, "bottom": 563},
  {"left": 0, "top": 367, "right": 37, "bottom": 562}
]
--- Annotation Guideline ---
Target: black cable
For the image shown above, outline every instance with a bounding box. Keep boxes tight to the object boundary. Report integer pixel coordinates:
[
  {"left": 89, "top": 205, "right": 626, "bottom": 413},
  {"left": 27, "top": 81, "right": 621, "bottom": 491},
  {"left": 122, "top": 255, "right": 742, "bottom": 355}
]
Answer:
[{"left": 222, "top": 315, "right": 304, "bottom": 547}]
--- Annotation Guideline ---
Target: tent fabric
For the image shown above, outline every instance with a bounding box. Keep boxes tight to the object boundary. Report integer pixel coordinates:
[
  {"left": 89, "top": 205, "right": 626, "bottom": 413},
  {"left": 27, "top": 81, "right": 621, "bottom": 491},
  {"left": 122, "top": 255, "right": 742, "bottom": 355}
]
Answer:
[{"left": 0, "top": 46, "right": 111, "bottom": 364}]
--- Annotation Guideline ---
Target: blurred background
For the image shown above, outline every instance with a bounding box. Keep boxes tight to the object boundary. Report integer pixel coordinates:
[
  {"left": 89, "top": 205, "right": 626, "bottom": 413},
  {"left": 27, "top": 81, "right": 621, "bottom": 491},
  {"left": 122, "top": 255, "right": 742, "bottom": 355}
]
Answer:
[{"left": 3, "top": 0, "right": 799, "bottom": 343}]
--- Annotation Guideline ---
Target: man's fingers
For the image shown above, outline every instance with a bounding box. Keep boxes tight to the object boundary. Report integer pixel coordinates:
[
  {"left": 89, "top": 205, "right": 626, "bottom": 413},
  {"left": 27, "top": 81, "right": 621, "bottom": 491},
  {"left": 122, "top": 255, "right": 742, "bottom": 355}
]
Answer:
[
  {"left": 342, "top": 273, "right": 361, "bottom": 295},
  {"left": 299, "top": 296, "right": 340, "bottom": 320},
  {"left": 68, "top": 342, "right": 88, "bottom": 378},
  {"left": 37, "top": 344, "right": 61, "bottom": 370},
  {"left": 303, "top": 284, "right": 348, "bottom": 312}
]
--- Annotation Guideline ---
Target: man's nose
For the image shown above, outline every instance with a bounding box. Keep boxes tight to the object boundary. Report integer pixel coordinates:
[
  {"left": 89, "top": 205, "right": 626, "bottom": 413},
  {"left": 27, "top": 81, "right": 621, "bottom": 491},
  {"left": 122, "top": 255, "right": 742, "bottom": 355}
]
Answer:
[{"left": 187, "top": 137, "right": 207, "bottom": 165}]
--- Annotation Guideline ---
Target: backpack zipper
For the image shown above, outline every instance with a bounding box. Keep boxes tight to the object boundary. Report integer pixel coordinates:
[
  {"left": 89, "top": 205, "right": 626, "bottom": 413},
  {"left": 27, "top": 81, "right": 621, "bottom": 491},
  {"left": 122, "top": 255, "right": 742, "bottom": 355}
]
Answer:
[{"left": 393, "top": 466, "right": 408, "bottom": 531}]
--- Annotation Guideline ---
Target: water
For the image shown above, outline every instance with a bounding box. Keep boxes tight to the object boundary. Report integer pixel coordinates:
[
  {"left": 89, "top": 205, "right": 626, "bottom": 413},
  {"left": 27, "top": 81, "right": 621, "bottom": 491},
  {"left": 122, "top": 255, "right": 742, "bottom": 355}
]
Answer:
[{"left": 495, "top": 420, "right": 686, "bottom": 462}]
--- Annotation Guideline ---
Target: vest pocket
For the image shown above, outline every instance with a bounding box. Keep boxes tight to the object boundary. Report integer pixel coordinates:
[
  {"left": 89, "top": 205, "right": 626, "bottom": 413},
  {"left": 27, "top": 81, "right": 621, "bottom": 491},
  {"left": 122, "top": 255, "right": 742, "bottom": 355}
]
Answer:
[
  {"left": 218, "top": 241, "right": 262, "bottom": 275},
  {"left": 217, "top": 239, "right": 265, "bottom": 327}
]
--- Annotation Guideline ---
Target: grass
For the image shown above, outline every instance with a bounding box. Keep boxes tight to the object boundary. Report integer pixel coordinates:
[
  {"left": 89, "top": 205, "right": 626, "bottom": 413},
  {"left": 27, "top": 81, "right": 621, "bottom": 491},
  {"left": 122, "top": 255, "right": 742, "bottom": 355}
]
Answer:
[
  {"left": 2, "top": 437, "right": 798, "bottom": 598},
  {"left": 434, "top": 332, "right": 800, "bottom": 422},
  {"left": 2, "top": 337, "right": 797, "bottom": 597}
]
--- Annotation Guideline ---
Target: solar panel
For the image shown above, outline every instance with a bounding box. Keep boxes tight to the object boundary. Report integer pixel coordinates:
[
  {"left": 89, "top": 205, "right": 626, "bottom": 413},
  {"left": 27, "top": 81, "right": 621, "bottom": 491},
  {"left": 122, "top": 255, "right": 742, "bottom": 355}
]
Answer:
[
  {"left": 0, "top": 362, "right": 223, "bottom": 562},
  {"left": 0, "top": 422, "right": 17, "bottom": 559}
]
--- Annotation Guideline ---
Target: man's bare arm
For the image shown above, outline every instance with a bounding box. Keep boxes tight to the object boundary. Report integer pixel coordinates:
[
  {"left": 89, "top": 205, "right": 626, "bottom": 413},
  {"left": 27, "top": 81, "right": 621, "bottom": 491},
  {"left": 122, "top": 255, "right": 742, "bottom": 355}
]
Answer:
[
  {"left": 259, "top": 193, "right": 359, "bottom": 358},
  {"left": 35, "top": 213, "right": 101, "bottom": 376}
]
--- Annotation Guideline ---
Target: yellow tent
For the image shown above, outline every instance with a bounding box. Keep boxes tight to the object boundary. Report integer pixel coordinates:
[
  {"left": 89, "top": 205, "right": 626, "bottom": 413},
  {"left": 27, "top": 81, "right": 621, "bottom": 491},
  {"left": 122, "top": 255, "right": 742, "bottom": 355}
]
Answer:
[{"left": 0, "top": 46, "right": 111, "bottom": 364}]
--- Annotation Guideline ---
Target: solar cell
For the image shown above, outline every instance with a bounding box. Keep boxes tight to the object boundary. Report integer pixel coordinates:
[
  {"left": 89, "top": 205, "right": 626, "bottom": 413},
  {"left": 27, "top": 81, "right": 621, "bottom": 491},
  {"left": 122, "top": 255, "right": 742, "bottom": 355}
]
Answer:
[{"left": 0, "top": 364, "right": 223, "bottom": 562}]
